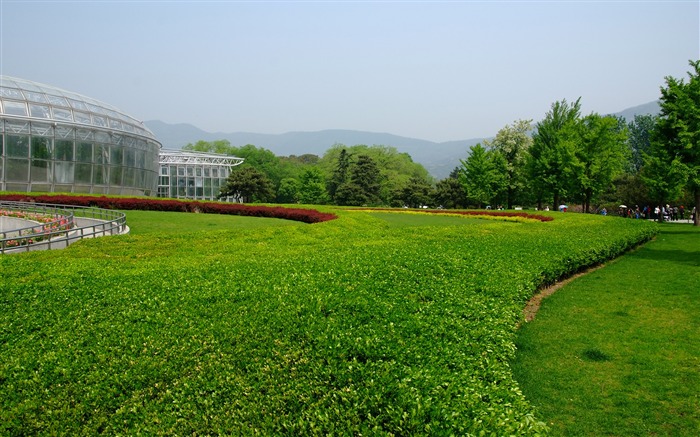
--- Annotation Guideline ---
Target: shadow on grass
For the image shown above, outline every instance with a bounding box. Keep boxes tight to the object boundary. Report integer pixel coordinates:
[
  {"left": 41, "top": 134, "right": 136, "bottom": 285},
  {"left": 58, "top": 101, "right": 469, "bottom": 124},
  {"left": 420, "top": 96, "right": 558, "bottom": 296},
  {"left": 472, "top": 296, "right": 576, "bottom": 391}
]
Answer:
[{"left": 633, "top": 248, "right": 700, "bottom": 266}]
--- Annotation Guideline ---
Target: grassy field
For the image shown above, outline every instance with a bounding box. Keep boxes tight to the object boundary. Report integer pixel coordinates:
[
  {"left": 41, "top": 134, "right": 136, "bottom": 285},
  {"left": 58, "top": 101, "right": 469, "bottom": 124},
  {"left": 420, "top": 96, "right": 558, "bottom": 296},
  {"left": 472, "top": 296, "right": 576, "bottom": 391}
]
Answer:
[
  {"left": 0, "top": 208, "right": 658, "bottom": 435},
  {"left": 513, "top": 224, "right": 700, "bottom": 436}
]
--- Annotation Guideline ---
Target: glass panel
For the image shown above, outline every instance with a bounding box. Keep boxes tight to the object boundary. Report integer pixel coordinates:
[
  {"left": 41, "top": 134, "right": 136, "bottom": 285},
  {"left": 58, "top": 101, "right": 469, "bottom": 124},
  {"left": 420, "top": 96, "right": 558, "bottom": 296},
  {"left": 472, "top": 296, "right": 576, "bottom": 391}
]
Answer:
[
  {"left": 47, "top": 95, "right": 69, "bottom": 107},
  {"left": 31, "top": 160, "right": 50, "bottom": 182},
  {"left": 76, "top": 129, "right": 93, "bottom": 141},
  {"left": 186, "top": 167, "right": 194, "bottom": 177},
  {"left": 74, "top": 111, "right": 91, "bottom": 125},
  {"left": 177, "top": 167, "right": 185, "bottom": 176},
  {"left": 29, "top": 104, "right": 51, "bottom": 119},
  {"left": 0, "top": 135, "right": 3, "bottom": 155},
  {"left": 212, "top": 168, "right": 218, "bottom": 178},
  {"left": 31, "top": 122, "right": 53, "bottom": 136},
  {"left": 125, "top": 148, "right": 135, "bottom": 167},
  {"left": 5, "top": 120, "right": 30, "bottom": 134},
  {"left": 6, "top": 158, "right": 29, "bottom": 182},
  {"left": 169, "top": 165, "right": 176, "bottom": 176},
  {"left": 94, "top": 165, "right": 108, "bottom": 185},
  {"left": 67, "top": 98, "right": 88, "bottom": 111},
  {"left": 124, "top": 167, "right": 136, "bottom": 186},
  {"left": 0, "top": 87, "right": 23, "bottom": 99},
  {"left": 110, "top": 146, "right": 123, "bottom": 165},
  {"left": 6, "top": 135, "right": 29, "bottom": 157},
  {"left": 76, "top": 142, "right": 93, "bottom": 162},
  {"left": 95, "top": 144, "right": 109, "bottom": 165},
  {"left": 24, "top": 91, "right": 48, "bottom": 103},
  {"left": 110, "top": 166, "right": 123, "bottom": 185},
  {"left": 95, "top": 131, "right": 109, "bottom": 143},
  {"left": 55, "top": 125, "right": 74, "bottom": 139},
  {"left": 75, "top": 163, "right": 92, "bottom": 183},
  {"left": 31, "top": 136, "right": 52, "bottom": 159},
  {"left": 54, "top": 161, "right": 74, "bottom": 183},
  {"left": 160, "top": 166, "right": 168, "bottom": 176},
  {"left": 203, "top": 167, "right": 210, "bottom": 177},
  {"left": 3, "top": 100, "right": 28, "bottom": 116},
  {"left": 134, "top": 149, "right": 144, "bottom": 169},
  {"left": 53, "top": 107, "right": 73, "bottom": 122},
  {"left": 92, "top": 115, "right": 107, "bottom": 127},
  {"left": 195, "top": 167, "right": 202, "bottom": 177},
  {"left": 55, "top": 140, "right": 74, "bottom": 161},
  {"left": 109, "top": 118, "right": 123, "bottom": 130}
]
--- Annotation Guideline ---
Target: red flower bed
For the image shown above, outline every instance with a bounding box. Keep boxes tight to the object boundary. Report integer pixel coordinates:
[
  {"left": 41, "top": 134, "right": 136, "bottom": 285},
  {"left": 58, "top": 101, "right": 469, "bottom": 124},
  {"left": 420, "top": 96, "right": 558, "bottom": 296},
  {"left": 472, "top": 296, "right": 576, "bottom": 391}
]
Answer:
[{"left": 0, "top": 194, "right": 337, "bottom": 224}]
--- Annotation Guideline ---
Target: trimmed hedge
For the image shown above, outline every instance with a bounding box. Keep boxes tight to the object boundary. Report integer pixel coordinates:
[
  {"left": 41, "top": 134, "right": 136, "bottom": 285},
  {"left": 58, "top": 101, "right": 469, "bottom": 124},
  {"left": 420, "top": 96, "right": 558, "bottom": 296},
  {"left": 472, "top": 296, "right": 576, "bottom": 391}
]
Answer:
[{"left": 0, "top": 194, "right": 337, "bottom": 224}]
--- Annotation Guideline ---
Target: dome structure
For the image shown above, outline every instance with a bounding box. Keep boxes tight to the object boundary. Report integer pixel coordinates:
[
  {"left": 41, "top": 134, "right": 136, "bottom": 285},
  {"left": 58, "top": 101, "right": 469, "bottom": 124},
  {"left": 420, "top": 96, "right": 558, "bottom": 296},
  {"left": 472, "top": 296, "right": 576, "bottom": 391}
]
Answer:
[{"left": 0, "top": 75, "right": 161, "bottom": 195}]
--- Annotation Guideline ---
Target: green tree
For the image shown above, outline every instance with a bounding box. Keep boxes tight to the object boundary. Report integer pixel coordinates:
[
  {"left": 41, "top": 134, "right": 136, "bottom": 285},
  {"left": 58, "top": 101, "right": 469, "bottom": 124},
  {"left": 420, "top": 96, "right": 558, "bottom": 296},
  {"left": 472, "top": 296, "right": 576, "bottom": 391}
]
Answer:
[
  {"left": 653, "top": 60, "right": 700, "bottom": 225},
  {"left": 327, "top": 148, "right": 351, "bottom": 202},
  {"left": 393, "top": 176, "right": 433, "bottom": 208},
  {"left": 527, "top": 98, "right": 582, "bottom": 209},
  {"left": 627, "top": 114, "right": 658, "bottom": 172},
  {"left": 218, "top": 165, "right": 274, "bottom": 203},
  {"left": 277, "top": 178, "right": 300, "bottom": 204},
  {"left": 433, "top": 172, "right": 466, "bottom": 209},
  {"left": 336, "top": 154, "right": 382, "bottom": 206},
  {"left": 298, "top": 168, "right": 329, "bottom": 205},
  {"left": 459, "top": 144, "right": 501, "bottom": 208},
  {"left": 184, "top": 139, "right": 235, "bottom": 154},
  {"left": 484, "top": 119, "right": 533, "bottom": 208},
  {"left": 568, "top": 114, "right": 630, "bottom": 213}
]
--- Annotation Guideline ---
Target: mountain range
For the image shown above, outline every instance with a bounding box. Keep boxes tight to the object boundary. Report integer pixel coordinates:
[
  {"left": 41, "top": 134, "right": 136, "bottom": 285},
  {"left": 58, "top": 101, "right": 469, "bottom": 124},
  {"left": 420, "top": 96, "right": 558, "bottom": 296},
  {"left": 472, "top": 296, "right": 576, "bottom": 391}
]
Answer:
[{"left": 145, "top": 100, "right": 660, "bottom": 180}]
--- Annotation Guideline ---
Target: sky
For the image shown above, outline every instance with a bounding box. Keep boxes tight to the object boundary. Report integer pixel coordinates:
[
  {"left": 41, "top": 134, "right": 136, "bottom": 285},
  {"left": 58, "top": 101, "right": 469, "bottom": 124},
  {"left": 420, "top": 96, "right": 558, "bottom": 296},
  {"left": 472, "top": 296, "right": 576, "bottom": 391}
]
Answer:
[{"left": 1, "top": 1, "right": 698, "bottom": 143}]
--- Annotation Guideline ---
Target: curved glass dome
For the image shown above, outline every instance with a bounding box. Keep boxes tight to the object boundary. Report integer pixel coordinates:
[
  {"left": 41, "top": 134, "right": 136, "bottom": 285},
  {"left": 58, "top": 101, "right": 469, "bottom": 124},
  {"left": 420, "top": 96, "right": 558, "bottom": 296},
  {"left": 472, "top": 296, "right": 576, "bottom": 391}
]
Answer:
[
  {"left": 0, "top": 75, "right": 161, "bottom": 196},
  {"left": 0, "top": 76, "right": 157, "bottom": 141}
]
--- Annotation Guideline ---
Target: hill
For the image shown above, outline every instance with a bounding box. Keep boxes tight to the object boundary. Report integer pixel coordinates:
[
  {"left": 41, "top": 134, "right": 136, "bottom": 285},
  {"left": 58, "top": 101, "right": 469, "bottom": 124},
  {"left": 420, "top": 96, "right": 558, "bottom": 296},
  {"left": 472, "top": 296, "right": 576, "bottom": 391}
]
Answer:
[{"left": 145, "top": 101, "right": 660, "bottom": 180}]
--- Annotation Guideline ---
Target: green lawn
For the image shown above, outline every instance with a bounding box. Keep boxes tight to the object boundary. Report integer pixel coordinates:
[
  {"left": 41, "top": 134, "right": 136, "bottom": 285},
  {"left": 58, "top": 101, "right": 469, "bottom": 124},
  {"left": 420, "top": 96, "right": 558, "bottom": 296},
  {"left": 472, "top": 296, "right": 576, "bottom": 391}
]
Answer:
[
  {"left": 513, "top": 224, "right": 700, "bottom": 436},
  {"left": 0, "top": 208, "right": 658, "bottom": 435}
]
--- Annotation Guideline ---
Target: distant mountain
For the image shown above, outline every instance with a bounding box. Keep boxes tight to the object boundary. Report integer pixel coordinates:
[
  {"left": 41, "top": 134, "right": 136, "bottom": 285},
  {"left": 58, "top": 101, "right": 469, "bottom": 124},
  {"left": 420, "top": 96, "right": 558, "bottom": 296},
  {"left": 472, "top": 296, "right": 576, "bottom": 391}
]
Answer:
[
  {"left": 145, "top": 101, "right": 661, "bottom": 180},
  {"left": 611, "top": 100, "right": 660, "bottom": 122}
]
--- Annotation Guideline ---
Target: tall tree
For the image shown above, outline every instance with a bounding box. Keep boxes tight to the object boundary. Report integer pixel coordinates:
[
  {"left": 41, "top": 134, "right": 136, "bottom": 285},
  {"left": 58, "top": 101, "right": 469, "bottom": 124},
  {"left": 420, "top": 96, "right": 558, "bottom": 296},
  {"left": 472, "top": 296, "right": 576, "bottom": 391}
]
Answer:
[
  {"left": 653, "top": 60, "right": 700, "bottom": 225},
  {"left": 327, "top": 148, "right": 351, "bottom": 202},
  {"left": 298, "top": 168, "right": 329, "bottom": 205},
  {"left": 568, "top": 114, "right": 630, "bottom": 213},
  {"left": 335, "top": 154, "right": 382, "bottom": 206},
  {"left": 433, "top": 174, "right": 466, "bottom": 209},
  {"left": 459, "top": 144, "right": 502, "bottom": 208},
  {"left": 393, "top": 176, "right": 433, "bottom": 208},
  {"left": 218, "top": 165, "right": 274, "bottom": 203},
  {"left": 484, "top": 119, "right": 533, "bottom": 208},
  {"left": 627, "top": 114, "right": 658, "bottom": 173},
  {"left": 527, "top": 98, "right": 582, "bottom": 209}
]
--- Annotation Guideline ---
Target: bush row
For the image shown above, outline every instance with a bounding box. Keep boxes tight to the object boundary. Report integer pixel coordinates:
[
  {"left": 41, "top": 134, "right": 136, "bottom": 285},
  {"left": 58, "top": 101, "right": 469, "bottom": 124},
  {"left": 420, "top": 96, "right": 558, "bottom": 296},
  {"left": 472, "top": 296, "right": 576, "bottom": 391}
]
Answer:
[{"left": 0, "top": 193, "right": 337, "bottom": 224}]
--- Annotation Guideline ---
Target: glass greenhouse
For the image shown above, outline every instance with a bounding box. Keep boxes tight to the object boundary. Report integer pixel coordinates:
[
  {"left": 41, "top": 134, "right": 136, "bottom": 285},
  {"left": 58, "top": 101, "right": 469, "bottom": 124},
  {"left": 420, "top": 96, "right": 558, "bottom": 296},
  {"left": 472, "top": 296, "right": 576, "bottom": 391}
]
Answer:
[
  {"left": 0, "top": 75, "right": 161, "bottom": 195},
  {"left": 158, "top": 150, "right": 244, "bottom": 201}
]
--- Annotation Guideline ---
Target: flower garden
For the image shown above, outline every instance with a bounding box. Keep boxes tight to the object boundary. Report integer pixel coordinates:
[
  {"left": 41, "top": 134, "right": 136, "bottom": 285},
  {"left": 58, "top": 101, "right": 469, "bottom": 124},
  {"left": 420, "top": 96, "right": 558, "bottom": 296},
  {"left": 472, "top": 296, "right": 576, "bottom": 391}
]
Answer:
[
  {"left": 0, "top": 208, "right": 73, "bottom": 249},
  {"left": 0, "top": 195, "right": 658, "bottom": 435}
]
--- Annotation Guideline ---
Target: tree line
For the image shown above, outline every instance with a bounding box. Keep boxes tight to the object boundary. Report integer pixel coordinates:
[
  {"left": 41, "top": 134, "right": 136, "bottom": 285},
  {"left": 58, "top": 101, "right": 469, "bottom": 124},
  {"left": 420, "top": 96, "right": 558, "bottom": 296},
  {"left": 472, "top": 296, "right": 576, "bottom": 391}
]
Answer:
[{"left": 185, "top": 60, "right": 699, "bottom": 225}]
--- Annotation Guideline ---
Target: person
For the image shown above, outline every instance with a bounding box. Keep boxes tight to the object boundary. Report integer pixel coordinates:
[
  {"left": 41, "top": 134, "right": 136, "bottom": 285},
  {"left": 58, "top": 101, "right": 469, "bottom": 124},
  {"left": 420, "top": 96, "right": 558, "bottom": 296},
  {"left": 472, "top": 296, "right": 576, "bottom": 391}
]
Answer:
[
  {"left": 601, "top": 207, "right": 607, "bottom": 216},
  {"left": 691, "top": 206, "right": 697, "bottom": 222},
  {"left": 680, "top": 205, "right": 685, "bottom": 220}
]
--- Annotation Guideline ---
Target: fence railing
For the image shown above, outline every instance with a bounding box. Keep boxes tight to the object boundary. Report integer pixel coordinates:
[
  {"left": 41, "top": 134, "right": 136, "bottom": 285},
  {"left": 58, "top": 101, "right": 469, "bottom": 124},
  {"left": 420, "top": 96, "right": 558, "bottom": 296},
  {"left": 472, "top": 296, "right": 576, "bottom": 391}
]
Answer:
[{"left": 0, "top": 201, "right": 128, "bottom": 254}]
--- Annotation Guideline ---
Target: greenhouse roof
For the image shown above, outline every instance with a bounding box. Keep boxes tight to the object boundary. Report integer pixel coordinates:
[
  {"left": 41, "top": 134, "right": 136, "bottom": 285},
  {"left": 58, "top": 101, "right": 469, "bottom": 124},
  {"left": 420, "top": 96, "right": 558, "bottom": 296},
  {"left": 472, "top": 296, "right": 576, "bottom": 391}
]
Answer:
[{"left": 0, "top": 75, "right": 157, "bottom": 141}]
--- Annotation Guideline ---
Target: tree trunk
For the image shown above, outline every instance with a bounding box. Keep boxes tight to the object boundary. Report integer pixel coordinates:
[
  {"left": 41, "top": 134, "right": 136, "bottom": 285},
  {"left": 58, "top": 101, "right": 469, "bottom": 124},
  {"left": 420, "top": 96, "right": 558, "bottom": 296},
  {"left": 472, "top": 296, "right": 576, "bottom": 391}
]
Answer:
[
  {"left": 553, "top": 192, "right": 560, "bottom": 212},
  {"left": 695, "top": 191, "right": 700, "bottom": 226}
]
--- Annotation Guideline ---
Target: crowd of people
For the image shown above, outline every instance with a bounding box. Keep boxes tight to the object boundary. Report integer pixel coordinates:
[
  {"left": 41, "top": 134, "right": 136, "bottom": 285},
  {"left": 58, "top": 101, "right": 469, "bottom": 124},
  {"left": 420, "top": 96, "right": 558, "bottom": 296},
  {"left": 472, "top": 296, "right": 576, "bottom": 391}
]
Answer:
[{"left": 613, "top": 204, "right": 696, "bottom": 221}]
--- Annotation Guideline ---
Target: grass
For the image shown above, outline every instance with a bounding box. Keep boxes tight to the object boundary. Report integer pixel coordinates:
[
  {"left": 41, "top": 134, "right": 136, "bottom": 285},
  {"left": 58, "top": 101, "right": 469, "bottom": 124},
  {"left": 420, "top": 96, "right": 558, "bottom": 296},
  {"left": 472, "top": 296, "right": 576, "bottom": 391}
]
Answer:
[
  {"left": 512, "top": 224, "right": 700, "bottom": 436},
  {"left": 0, "top": 208, "right": 658, "bottom": 435}
]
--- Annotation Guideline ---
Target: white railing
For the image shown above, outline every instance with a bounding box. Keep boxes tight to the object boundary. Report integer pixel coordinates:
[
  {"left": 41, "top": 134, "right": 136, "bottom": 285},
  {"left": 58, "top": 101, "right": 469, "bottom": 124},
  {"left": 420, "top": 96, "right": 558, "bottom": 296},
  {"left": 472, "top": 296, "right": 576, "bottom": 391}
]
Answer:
[{"left": 0, "top": 201, "right": 128, "bottom": 254}]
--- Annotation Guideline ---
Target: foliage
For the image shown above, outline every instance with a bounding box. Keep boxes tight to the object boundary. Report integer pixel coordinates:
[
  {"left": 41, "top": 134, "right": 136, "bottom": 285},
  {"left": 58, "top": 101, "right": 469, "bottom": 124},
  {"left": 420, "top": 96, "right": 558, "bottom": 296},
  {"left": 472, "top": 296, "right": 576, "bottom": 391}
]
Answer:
[
  {"left": 0, "top": 203, "right": 657, "bottom": 435},
  {"left": 432, "top": 175, "right": 466, "bottom": 209},
  {"left": 484, "top": 119, "right": 533, "bottom": 208},
  {"left": 459, "top": 143, "right": 503, "bottom": 208},
  {"left": 276, "top": 178, "right": 301, "bottom": 204},
  {"left": 219, "top": 165, "right": 275, "bottom": 203},
  {"left": 627, "top": 114, "right": 658, "bottom": 172},
  {"left": 567, "top": 114, "right": 630, "bottom": 213},
  {"left": 0, "top": 193, "right": 337, "bottom": 224},
  {"left": 298, "top": 168, "right": 329, "bottom": 205},
  {"left": 527, "top": 98, "right": 582, "bottom": 209},
  {"left": 653, "top": 59, "right": 700, "bottom": 225},
  {"left": 392, "top": 176, "right": 433, "bottom": 208},
  {"left": 335, "top": 154, "right": 382, "bottom": 206}
]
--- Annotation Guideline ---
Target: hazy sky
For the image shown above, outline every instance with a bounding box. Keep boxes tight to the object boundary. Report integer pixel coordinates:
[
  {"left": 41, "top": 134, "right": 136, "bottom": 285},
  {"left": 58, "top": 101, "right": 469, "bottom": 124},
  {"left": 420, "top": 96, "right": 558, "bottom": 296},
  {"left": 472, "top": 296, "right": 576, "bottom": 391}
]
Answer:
[{"left": 1, "top": 1, "right": 698, "bottom": 142}]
